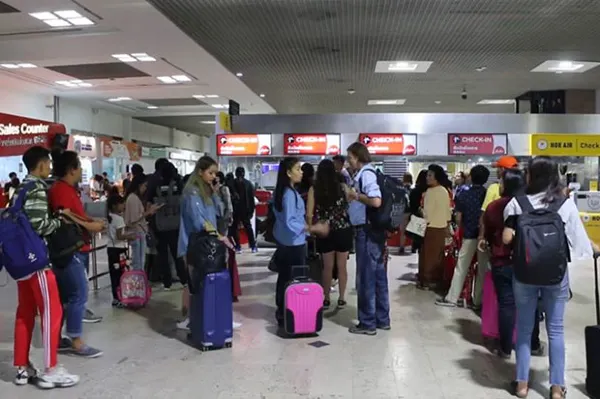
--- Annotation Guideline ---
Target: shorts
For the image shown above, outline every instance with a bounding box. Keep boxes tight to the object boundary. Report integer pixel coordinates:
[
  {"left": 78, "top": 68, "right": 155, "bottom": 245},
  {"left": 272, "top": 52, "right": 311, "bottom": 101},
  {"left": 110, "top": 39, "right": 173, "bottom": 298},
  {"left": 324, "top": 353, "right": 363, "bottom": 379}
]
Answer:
[{"left": 317, "top": 227, "right": 353, "bottom": 254}]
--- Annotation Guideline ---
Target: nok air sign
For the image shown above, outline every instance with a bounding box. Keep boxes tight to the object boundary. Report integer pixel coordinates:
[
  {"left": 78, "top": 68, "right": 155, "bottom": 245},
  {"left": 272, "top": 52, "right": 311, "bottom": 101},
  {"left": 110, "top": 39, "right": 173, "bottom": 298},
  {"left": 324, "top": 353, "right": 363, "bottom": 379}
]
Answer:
[{"left": 531, "top": 134, "right": 600, "bottom": 156}]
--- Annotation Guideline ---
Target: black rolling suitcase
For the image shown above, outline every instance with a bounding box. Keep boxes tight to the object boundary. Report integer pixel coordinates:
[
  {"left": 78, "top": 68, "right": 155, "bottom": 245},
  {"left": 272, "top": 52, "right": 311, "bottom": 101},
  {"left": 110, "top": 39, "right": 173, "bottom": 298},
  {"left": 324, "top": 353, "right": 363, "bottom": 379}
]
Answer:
[{"left": 585, "top": 252, "right": 600, "bottom": 398}]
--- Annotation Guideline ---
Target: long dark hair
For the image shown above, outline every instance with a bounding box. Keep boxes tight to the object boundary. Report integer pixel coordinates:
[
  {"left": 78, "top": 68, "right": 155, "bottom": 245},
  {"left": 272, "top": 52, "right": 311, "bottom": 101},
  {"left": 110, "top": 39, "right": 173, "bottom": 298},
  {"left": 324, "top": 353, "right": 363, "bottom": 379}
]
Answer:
[
  {"left": 298, "top": 163, "right": 314, "bottom": 195},
  {"left": 314, "top": 159, "right": 344, "bottom": 209},
  {"left": 126, "top": 173, "right": 147, "bottom": 198},
  {"left": 274, "top": 157, "right": 300, "bottom": 212},
  {"left": 106, "top": 194, "right": 126, "bottom": 223},
  {"left": 526, "top": 156, "right": 564, "bottom": 204},
  {"left": 501, "top": 168, "right": 525, "bottom": 198},
  {"left": 415, "top": 170, "right": 428, "bottom": 191}
]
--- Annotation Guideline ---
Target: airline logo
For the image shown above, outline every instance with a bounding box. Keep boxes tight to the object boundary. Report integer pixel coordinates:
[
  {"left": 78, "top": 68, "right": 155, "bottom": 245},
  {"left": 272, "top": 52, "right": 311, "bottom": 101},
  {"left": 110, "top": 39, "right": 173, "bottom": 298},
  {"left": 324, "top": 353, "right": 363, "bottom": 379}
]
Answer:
[{"left": 284, "top": 134, "right": 340, "bottom": 155}]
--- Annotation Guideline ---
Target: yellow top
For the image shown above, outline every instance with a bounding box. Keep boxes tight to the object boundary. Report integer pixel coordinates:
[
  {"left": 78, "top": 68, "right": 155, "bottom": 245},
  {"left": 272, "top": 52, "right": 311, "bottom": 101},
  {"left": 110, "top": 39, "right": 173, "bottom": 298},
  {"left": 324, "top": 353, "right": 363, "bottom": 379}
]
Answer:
[
  {"left": 481, "top": 183, "right": 501, "bottom": 211},
  {"left": 423, "top": 185, "right": 451, "bottom": 228}
]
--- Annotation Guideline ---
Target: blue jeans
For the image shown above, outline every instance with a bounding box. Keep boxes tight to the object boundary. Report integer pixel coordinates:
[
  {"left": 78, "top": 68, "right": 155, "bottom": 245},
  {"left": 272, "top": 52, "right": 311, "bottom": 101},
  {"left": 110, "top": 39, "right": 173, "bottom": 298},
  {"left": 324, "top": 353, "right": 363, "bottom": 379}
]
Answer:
[
  {"left": 491, "top": 265, "right": 541, "bottom": 355},
  {"left": 130, "top": 235, "right": 147, "bottom": 271},
  {"left": 53, "top": 253, "right": 88, "bottom": 338},
  {"left": 355, "top": 228, "right": 390, "bottom": 330},
  {"left": 513, "top": 273, "right": 569, "bottom": 386}
]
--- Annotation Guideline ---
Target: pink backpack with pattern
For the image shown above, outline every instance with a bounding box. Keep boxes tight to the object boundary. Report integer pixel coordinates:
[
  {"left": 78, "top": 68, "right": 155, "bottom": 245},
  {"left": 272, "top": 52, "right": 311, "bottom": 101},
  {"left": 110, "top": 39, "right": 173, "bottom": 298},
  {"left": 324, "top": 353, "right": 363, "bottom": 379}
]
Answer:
[{"left": 118, "top": 270, "right": 152, "bottom": 308}]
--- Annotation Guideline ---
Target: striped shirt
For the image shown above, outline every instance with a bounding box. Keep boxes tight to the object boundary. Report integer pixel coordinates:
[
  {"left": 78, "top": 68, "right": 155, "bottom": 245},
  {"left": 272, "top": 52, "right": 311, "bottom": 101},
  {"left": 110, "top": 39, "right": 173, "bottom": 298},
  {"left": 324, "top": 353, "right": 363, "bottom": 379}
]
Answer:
[{"left": 14, "top": 175, "right": 61, "bottom": 238}]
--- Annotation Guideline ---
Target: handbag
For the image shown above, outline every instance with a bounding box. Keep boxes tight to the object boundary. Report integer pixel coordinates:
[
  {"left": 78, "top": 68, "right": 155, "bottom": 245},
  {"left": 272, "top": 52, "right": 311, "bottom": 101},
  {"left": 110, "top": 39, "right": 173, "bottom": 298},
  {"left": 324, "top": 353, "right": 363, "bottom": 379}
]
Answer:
[
  {"left": 47, "top": 213, "right": 87, "bottom": 268},
  {"left": 186, "top": 231, "right": 227, "bottom": 277},
  {"left": 406, "top": 215, "right": 427, "bottom": 237}
]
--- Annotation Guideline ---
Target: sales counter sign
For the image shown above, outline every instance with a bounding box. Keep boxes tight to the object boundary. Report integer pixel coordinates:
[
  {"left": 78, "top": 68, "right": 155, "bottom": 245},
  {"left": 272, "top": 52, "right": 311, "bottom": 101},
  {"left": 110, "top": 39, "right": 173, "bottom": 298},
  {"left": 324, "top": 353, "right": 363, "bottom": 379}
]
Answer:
[
  {"left": 284, "top": 133, "right": 340, "bottom": 156},
  {"left": 531, "top": 134, "right": 600, "bottom": 156},
  {"left": 448, "top": 134, "right": 507, "bottom": 155},
  {"left": 217, "top": 134, "right": 272, "bottom": 156},
  {"left": 358, "top": 133, "right": 417, "bottom": 155}
]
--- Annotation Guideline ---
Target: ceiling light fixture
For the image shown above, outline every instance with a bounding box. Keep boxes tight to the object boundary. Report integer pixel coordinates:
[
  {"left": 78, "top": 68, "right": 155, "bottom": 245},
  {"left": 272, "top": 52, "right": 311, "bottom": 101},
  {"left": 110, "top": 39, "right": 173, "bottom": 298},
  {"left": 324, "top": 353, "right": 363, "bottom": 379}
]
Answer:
[
  {"left": 1, "top": 63, "right": 37, "bottom": 69},
  {"left": 477, "top": 99, "right": 516, "bottom": 105},
  {"left": 147, "top": 106, "right": 158, "bottom": 109},
  {"left": 29, "top": 10, "right": 95, "bottom": 28},
  {"left": 367, "top": 99, "right": 406, "bottom": 105},
  {"left": 375, "top": 61, "right": 432, "bottom": 73},
  {"left": 112, "top": 53, "right": 156, "bottom": 63},
  {"left": 531, "top": 60, "right": 600, "bottom": 74},
  {"left": 56, "top": 80, "right": 93, "bottom": 88},
  {"left": 259, "top": 93, "right": 266, "bottom": 98},
  {"left": 236, "top": 72, "right": 243, "bottom": 77},
  {"left": 201, "top": 121, "right": 216, "bottom": 124},
  {"left": 434, "top": 100, "right": 442, "bottom": 104},
  {"left": 211, "top": 104, "right": 229, "bottom": 109},
  {"left": 107, "top": 97, "right": 132, "bottom": 102},
  {"left": 157, "top": 75, "right": 191, "bottom": 84},
  {"left": 475, "top": 66, "right": 487, "bottom": 72}
]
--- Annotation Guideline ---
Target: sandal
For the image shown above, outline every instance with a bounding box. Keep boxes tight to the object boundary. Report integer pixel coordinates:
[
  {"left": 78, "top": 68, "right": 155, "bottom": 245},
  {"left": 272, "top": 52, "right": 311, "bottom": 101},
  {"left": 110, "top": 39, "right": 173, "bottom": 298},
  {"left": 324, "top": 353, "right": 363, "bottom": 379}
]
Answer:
[
  {"left": 511, "top": 381, "right": 529, "bottom": 398},
  {"left": 416, "top": 283, "right": 431, "bottom": 291},
  {"left": 550, "top": 386, "right": 567, "bottom": 399}
]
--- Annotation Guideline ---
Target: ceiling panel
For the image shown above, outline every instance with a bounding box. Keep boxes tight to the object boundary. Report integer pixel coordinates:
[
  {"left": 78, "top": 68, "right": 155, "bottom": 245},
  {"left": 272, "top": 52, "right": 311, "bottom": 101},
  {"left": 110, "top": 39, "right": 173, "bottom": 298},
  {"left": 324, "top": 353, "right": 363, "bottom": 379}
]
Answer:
[
  {"left": 148, "top": 0, "right": 600, "bottom": 113},
  {"left": 141, "top": 98, "right": 208, "bottom": 107},
  {"left": 135, "top": 116, "right": 215, "bottom": 135},
  {"left": 47, "top": 62, "right": 150, "bottom": 80}
]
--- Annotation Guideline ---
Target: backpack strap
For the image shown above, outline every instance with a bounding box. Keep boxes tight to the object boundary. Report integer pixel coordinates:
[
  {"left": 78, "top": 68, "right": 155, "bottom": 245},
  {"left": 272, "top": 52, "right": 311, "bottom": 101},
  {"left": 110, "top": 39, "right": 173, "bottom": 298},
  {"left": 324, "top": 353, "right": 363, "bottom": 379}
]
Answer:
[
  {"left": 357, "top": 168, "right": 376, "bottom": 195},
  {"left": 515, "top": 195, "right": 534, "bottom": 213},
  {"left": 12, "top": 182, "right": 37, "bottom": 211},
  {"left": 548, "top": 197, "right": 568, "bottom": 213}
]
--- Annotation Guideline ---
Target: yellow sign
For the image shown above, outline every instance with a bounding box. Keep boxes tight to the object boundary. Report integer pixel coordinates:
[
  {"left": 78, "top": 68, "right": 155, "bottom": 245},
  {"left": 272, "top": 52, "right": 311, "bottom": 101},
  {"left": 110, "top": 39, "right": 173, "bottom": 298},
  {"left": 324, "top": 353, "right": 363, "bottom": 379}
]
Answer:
[
  {"left": 218, "top": 112, "right": 231, "bottom": 133},
  {"left": 531, "top": 134, "right": 600, "bottom": 156},
  {"left": 591, "top": 180, "right": 599, "bottom": 192},
  {"left": 581, "top": 212, "right": 600, "bottom": 247}
]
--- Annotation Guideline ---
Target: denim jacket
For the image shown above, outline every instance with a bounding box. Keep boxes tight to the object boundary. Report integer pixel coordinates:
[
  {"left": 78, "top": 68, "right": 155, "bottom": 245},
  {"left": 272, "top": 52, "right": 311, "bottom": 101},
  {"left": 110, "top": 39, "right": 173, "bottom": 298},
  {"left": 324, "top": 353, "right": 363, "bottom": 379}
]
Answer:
[{"left": 177, "top": 187, "right": 222, "bottom": 257}]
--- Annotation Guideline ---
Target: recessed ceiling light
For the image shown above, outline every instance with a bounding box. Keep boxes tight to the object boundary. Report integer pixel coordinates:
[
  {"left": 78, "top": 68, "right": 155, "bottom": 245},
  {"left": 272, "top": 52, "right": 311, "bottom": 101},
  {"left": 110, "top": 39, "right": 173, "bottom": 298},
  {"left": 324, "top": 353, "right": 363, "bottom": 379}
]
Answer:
[
  {"left": 206, "top": 94, "right": 219, "bottom": 98},
  {"left": 193, "top": 95, "right": 205, "bottom": 99},
  {"left": 477, "top": 99, "right": 516, "bottom": 105},
  {"left": 157, "top": 76, "right": 177, "bottom": 84},
  {"left": 69, "top": 17, "right": 94, "bottom": 26},
  {"left": 367, "top": 99, "right": 406, "bottom": 105},
  {"left": 236, "top": 72, "right": 243, "bottom": 77},
  {"left": 211, "top": 104, "right": 229, "bottom": 109},
  {"left": 531, "top": 60, "right": 600, "bottom": 73},
  {"left": 108, "top": 97, "right": 132, "bottom": 102},
  {"left": 475, "top": 66, "right": 487, "bottom": 72},
  {"left": 29, "top": 12, "right": 57, "bottom": 20},
  {"left": 147, "top": 106, "right": 158, "bottom": 109},
  {"left": 375, "top": 61, "right": 432, "bottom": 73},
  {"left": 1, "top": 63, "right": 37, "bottom": 69},
  {"left": 201, "top": 121, "right": 216, "bottom": 124},
  {"left": 434, "top": 100, "right": 441, "bottom": 104},
  {"left": 56, "top": 80, "right": 93, "bottom": 88},
  {"left": 54, "top": 10, "right": 82, "bottom": 19},
  {"left": 44, "top": 19, "right": 71, "bottom": 27},
  {"left": 112, "top": 53, "right": 156, "bottom": 63},
  {"left": 259, "top": 93, "right": 266, "bottom": 98},
  {"left": 18, "top": 63, "right": 37, "bottom": 68},
  {"left": 173, "top": 75, "right": 191, "bottom": 82},
  {"left": 0, "top": 64, "right": 19, "bottom": 69}
]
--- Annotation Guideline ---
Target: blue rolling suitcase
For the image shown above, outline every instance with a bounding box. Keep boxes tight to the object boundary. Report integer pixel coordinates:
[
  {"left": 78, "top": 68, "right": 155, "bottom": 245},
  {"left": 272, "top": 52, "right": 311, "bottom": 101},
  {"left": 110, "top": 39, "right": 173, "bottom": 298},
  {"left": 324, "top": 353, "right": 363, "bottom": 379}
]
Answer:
[{"left": 188, "top": 270, "right": 233, "bottom": 351}]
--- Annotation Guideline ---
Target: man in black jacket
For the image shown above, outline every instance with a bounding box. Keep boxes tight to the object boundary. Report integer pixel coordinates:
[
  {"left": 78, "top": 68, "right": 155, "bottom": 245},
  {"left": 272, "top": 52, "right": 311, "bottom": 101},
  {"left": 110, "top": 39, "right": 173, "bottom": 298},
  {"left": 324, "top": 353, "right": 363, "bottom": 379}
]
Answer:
[{"left": 231, "top": 167, "right": 257, "bottom": 253}]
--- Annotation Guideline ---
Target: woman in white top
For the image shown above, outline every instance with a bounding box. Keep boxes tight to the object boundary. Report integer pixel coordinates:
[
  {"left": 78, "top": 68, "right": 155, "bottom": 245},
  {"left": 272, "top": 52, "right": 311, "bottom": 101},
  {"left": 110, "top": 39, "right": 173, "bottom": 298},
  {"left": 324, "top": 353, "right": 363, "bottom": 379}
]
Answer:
[{"left": 503, "top": 156, "right": 597, "bottom": 399}]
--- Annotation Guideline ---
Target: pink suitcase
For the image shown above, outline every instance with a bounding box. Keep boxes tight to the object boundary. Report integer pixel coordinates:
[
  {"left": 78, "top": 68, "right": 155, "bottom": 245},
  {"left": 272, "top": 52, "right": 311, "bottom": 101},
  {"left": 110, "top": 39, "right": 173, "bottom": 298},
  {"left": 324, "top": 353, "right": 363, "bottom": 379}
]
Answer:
[
  {"left": 284, "top": 266, "right": 324, "bottom": 336},
  {"left": 118, "top": 270, "right": 152, "bottom": 308},
  {"left": 481, "top": 271, "right": 516, "bottom": 342}
]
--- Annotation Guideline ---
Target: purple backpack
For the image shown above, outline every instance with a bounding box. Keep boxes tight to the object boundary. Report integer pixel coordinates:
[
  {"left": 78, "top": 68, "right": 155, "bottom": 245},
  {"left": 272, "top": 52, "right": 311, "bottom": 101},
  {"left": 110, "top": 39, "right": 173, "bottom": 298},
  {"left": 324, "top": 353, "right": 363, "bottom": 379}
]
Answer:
[{"left": 0, "top": 182, "right": 50, "bottom": 280}]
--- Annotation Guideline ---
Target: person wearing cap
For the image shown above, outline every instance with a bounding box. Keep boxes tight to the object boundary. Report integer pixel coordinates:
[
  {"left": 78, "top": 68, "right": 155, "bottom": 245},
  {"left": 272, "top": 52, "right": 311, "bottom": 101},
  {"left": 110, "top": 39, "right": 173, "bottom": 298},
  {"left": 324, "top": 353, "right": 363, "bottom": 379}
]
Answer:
[{"left": 481, "top": 156, "right": 519, "bottom": 212}]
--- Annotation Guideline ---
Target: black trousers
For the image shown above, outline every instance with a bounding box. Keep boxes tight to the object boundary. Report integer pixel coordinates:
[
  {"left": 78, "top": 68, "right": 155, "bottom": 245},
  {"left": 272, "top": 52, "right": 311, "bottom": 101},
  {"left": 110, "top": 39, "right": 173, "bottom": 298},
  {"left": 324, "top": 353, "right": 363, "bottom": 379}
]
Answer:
[
  {"left": 107, "top": 247, "right": 127, "bottom": 301},
  {"left": 275, "top": 244, "right": 306, "bottom": 324},
  {"left": 230, "top": 214, "right": 256, "bottom": 249},
  {"left": 156, "top": 230, "right": 187, "bottom": 288}
]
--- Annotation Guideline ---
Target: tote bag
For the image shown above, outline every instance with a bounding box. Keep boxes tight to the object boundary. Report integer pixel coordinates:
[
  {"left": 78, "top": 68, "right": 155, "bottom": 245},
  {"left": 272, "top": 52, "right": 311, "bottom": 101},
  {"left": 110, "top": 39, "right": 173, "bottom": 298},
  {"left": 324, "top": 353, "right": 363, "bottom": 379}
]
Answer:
[{"left": 405, "top": 215, "right": 427, "bottom": 237}]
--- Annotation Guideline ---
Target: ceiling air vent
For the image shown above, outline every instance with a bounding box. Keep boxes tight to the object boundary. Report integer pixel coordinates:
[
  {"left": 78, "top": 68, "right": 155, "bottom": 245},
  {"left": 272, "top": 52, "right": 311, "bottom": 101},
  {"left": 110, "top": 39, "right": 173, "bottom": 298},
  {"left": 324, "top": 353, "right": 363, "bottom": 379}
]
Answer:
[{"left": 0, "top": 1, "right": 19, "bottom": 14}]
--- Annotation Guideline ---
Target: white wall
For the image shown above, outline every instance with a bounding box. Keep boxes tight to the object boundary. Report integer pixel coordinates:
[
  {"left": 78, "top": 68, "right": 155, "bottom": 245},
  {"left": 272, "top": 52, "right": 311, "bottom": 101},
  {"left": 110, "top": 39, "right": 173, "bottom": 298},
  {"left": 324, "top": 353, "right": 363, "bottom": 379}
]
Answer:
[
  {"left": 59, "top": 99, "right": 130, "bottom": 138},
  {"left": 0, "top": 86, "right": 53, "bottom": 121},
  {"left": 131, "top": 119, "right": 171, "bottom": 146}
]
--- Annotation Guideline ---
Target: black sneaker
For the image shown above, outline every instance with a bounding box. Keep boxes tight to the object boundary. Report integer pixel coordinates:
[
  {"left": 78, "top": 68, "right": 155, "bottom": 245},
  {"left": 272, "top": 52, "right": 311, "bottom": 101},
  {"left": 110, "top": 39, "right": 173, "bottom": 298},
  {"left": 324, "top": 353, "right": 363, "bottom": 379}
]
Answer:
[
  {"left": 348, "top": 324, "right": 377, "bottom": 336},
  {"left": 531, "top": 342, "right": 546, "bottom": 357},
  {"left": 323, "top": 299, "right": 331, "bottom": 310},
  {"left": 435, "top": 298, "right": 457, "bottom": 308},
  {"left": 377, "top": 324, "right": 391, "bottom": 331},
  {"left": 337, "top": 299, "right": 347, "bottom": 309},
  {"left": 58, "top": 337, "right": 72, "bottom": 353}
]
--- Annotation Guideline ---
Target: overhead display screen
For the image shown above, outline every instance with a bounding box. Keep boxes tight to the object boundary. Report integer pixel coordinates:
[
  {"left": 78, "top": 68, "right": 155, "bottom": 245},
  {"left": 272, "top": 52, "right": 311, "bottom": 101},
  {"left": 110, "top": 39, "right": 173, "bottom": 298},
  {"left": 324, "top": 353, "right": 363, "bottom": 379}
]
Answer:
[
  {"left": 358, "top": 133, "right": 417, "bottom": 155},
  {"left": 447, "top": 133, "right": 507, "bottom": 155},
  {"left": 283, "top": 133, "right": 340, "bottom": 155},
  {"left": 216, "top": 134, "right": 272, "bottom": 156}
]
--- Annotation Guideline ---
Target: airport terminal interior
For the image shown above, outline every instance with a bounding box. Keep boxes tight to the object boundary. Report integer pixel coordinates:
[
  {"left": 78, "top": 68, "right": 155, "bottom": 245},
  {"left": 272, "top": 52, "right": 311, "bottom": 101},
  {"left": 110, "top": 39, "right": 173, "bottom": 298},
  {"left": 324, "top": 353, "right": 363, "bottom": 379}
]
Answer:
[{"left": 1, "top": 0, "right": 600, "bottom": 398}]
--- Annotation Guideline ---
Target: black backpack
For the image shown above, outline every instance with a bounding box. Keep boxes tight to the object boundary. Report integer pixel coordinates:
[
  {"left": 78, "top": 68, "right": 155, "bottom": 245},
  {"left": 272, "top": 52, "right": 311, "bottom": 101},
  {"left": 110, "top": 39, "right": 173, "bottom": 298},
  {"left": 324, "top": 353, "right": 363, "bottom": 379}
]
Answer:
[
  {"left": 359, "top": 169, "right": 407, "bottom": 232},
  {"left": 513, "top": 196, "right": 570, "bottom": 286}
]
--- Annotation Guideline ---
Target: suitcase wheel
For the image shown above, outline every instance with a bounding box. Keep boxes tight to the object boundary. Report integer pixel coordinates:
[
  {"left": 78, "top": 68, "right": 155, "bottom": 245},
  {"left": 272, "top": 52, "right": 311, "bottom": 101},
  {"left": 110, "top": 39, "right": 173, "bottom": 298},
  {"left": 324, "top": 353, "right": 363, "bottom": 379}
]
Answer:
[
  {"left": 200, "top": 345, "right": 209, "bottom": 352},
  {"left": 224, "top": 342, "right": 232, "bottom": 349}
]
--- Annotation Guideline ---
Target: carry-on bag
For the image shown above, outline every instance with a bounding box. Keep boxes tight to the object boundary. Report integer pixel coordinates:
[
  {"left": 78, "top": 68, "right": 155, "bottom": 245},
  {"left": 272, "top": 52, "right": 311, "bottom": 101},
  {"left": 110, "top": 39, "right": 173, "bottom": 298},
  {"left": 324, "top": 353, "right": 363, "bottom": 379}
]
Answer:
[
  {"left": 585, "top": 252, "right": 600, "bottom": 398},
  {"left": 118, "top": 270, "right": 152, "bottom": 308},
  {"left": 188, "top": 270, "right": 233, "bottom": 351},
  {"left": 284, "top": 265, "right": 324, "bottom": 336},
  {"left": 481, "top": 271, "right": 516, "bottom": 342}
]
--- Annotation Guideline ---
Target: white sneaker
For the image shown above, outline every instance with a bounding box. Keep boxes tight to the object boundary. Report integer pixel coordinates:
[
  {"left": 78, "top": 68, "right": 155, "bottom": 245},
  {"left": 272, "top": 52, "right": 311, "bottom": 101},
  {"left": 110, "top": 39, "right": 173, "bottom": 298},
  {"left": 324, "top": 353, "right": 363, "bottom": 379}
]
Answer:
[
  {"left": 233, "top": 321, "right": 242, "bottom": 329},
  {"left": 176, "top": 318, "right": 190, "bottom": 331},
  {"left": 14, "top": 362, "right": 38, "bottom": 386},
  {"left": 37, "top": 365, "right": 79, "bottom": 388}
]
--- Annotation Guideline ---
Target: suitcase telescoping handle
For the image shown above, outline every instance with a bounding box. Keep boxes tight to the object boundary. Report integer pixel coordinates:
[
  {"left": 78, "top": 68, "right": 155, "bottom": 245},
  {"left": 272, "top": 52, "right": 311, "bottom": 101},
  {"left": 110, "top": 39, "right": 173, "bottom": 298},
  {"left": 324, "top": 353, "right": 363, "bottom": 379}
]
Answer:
[
  {"left": 595, "top": 251, "right": 600, "bottom": 325},
  {"left": 291, "top": 265, "right": 309, "bottom": 280}
]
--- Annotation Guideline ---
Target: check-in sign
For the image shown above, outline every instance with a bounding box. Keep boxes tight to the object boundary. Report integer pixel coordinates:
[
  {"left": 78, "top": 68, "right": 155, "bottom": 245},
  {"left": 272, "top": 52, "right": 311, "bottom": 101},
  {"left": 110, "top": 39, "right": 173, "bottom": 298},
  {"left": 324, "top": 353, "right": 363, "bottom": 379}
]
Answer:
[
  {"left": 283, "top": 134, "right": 340, "bottom": 155},
  {"left": 448, "top": 134, "right": 507, "bottom": 155}
]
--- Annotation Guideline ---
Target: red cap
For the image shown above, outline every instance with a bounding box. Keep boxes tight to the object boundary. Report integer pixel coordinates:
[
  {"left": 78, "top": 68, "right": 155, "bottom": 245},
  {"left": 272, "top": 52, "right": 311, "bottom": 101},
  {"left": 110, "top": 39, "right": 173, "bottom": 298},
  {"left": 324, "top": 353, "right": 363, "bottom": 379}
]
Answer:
[{"left": 493, "top": 156, "right": 518, "bottom": 169}]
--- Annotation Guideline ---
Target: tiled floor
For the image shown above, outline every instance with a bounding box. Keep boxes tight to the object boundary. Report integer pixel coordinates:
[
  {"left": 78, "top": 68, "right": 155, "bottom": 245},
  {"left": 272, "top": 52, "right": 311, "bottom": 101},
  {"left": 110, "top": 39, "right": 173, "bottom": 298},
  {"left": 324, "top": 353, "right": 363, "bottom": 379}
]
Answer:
[{"left": 0, "top": 248, "right": 595, "bottom": 398}]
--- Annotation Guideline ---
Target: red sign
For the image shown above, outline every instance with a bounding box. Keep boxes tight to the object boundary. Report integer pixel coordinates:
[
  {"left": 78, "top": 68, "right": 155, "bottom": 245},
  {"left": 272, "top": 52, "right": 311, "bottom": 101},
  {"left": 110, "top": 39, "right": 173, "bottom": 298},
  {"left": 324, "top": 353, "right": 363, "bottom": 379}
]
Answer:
[
  {"left": 283, "top": 134, "right": 340, "bottom": 155},
  {"left": 358, "top": 133, "right": 417, "bottom": 155},
  {"left": 0, "top": 113, "right": 66, "bottom": 157},
  {"left": 217, "top": 134, "right": 272, "bottom": 156},
  {"left": 447, "top": 134, "right": 507, "bottom": 155}
]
